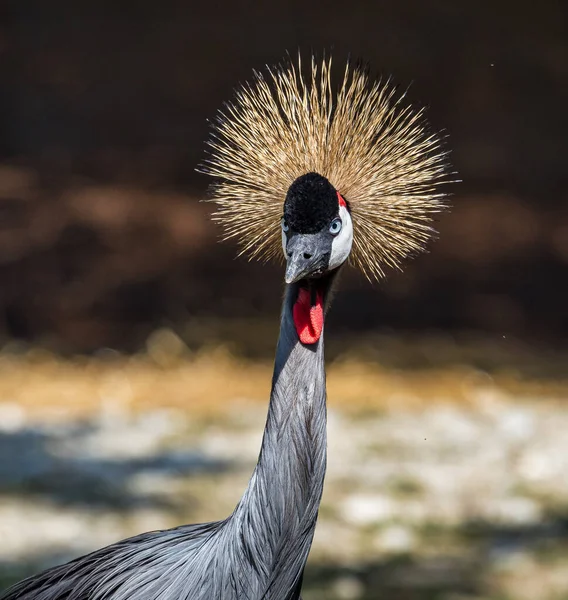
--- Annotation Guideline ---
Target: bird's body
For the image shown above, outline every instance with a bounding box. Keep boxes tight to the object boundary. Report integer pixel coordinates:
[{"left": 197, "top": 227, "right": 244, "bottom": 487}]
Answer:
[
  {"left": 1, "top": 54, "right": 448, "bottom": 600},
  {"left": 2, "top": 284, "right": 328, "bottom": 600}
]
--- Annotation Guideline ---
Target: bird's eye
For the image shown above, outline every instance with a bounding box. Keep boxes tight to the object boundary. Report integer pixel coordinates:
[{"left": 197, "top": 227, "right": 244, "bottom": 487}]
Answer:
[
  {"left": 281, "top": 219, "right": 289, "bottom": 233},
  {"left": 329, "top": 218, "right": 342, "bottom": 235}
]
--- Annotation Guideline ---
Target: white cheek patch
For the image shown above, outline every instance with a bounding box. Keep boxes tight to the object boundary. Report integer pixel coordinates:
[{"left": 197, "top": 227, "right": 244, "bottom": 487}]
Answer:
[
  {"left": 329, "top": 205, "right": 353, "bottom": 270},
  {"left": 281, "top": 229, "right": 287, "bottom": 257}
]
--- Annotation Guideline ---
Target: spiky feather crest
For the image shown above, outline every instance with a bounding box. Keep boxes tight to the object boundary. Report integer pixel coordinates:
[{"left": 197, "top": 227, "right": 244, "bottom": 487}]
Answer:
[{"left": 200, "top": 54, "right": 449, "bottom": 280}]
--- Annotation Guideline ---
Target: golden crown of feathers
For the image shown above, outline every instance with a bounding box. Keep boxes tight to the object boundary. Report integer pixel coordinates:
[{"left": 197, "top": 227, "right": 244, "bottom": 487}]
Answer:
[{"left": 199, "top": 54, "right": 450, "bottom": 280}]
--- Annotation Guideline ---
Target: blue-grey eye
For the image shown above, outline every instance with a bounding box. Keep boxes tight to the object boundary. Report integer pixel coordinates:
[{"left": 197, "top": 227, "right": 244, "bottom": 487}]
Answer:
[
  {"left": 281, "top": 219, "right": 289, "bottom": 233},
  {"left": 329, "top": 218, "right": 342, "bottom": 235}
]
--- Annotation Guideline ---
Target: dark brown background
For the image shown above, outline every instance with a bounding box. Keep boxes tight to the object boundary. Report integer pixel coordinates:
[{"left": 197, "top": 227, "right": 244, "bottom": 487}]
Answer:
[{"left": 0, "top": 0, "right": 567, "bottom": 353}]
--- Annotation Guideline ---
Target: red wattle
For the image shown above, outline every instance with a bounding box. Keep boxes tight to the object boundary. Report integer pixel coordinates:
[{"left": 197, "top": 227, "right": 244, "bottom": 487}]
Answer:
[{"left": 292, "top": 288, "right": 324, "bottom": 344}]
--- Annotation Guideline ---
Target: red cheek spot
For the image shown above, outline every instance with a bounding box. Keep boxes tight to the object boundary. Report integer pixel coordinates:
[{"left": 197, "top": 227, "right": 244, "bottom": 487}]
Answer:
[
  {"left": 293, "top": 288, "right": 324, "bottom": 345},
  {"left": 337, "top": 192, "right": 346, "bottom": 208}
]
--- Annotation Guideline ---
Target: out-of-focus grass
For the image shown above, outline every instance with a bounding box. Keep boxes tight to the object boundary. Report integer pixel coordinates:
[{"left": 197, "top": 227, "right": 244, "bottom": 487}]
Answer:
[
  {"left": 1, "top": 330, "right": 568, "bottom": 600},
  {"left": 0, "top": 328, "right": 566, "bottom": 422}
]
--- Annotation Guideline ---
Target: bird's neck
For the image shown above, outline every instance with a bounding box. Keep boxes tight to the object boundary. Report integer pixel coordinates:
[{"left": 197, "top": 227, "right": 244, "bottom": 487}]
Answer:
[
  {"left": 232, "top": 279, "right": 331, "bottom": 595},
  {"left": 259, "top": 281, "right": 328, "bottom": 507}
]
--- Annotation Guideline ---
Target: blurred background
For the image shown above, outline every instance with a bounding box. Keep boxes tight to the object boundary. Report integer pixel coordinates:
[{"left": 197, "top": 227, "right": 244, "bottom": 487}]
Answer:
[{"left": 1, "top": 1, "right": 567, "bottom": 599}]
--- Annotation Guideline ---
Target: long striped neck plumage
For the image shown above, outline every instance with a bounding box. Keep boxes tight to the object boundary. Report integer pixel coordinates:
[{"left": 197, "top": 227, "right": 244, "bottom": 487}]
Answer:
[{"left": 231, "top": 278, "right": 331, "bottom": 598}]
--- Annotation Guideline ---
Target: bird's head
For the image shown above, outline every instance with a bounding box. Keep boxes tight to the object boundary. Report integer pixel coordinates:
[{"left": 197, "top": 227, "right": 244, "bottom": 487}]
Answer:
[
  {"left": 200, "top": 54, "right": 451, "bottom": 345},
  {"left": 282, "top": 172, "right": 353, "bottom": 284},
  {"left": 281, "top": 172, "right": 353, "bottom": 344}
]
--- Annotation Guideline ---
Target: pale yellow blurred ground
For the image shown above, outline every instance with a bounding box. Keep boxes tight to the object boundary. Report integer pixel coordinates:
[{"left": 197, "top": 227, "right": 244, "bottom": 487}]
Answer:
[
  {"left": 1, "top": 333, "right": 566, "bottom": 422},
  {"left": 1, "top": 333, "right": 568, "bottom": 600}
]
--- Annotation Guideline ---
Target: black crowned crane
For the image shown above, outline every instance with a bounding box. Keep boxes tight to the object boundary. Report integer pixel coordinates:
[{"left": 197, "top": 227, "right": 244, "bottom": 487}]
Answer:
[{"left": 1, "top": 55, "right": 448, "bottom": 600}]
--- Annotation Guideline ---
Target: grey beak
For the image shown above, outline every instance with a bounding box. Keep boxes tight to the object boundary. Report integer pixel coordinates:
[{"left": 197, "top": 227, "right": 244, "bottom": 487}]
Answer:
[{"left": 285, "top": 233, "right": 331, "bottom": 284}]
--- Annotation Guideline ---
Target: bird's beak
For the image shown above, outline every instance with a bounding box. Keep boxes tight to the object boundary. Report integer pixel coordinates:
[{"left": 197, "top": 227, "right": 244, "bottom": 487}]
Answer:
[{"left": 285, "top": 233, "right": 330, "bottom": 284}]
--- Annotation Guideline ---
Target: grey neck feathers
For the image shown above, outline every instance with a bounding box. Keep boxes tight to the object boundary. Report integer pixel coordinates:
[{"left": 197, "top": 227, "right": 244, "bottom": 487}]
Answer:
[{"left": 231, "top": 283, "right": 328, "bottom": 597}]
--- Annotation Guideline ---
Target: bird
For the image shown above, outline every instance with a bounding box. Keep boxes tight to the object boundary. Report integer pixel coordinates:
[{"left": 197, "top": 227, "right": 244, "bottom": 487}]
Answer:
[{"left": 1, "top": 54, "right": 448, "bottom": 600}]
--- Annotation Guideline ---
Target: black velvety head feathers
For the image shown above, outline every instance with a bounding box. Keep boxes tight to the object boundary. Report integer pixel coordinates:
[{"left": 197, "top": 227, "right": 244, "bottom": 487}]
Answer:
[{"left": 284, "top": 173, "right": 338, "bottom": 234}]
